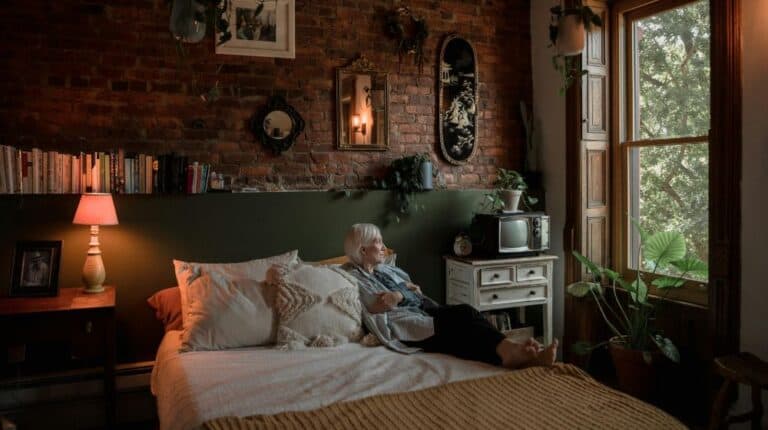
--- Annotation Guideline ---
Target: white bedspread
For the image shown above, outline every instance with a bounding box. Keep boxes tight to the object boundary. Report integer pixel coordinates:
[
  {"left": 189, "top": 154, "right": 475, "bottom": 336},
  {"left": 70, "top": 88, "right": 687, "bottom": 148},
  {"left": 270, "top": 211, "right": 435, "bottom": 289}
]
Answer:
[{"left": 151, "top": 331, "right": 505, "bottom": 430}]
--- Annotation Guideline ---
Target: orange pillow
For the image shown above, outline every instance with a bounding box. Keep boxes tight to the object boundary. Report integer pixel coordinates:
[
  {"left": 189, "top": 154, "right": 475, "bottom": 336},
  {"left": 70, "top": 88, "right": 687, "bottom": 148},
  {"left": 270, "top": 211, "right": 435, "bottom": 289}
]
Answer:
[{"left": 147, "top": 287, "right": 183, "bottom": 332}]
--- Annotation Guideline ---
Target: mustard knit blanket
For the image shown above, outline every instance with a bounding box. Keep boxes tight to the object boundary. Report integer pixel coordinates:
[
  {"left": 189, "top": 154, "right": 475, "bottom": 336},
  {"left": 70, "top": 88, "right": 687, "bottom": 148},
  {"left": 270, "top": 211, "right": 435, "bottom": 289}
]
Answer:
[{"left": 204, "top": 364, "right": 685, "bottom": 430}]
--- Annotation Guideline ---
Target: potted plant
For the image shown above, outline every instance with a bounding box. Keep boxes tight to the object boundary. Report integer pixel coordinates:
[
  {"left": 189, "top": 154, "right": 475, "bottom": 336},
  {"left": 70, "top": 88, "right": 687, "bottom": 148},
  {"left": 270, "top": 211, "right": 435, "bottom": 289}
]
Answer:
[
  {"left": 375, "top": 153, "right": 436, "bottom": 223},
  {"left": 486, "top": 168, "right": 538, "bottom": 213},
  {"left": 566, "top": 221, "right": 708, "bottom": 398},
  {"left": 548, "top": 2, "right": 603, "bottom": 94}
]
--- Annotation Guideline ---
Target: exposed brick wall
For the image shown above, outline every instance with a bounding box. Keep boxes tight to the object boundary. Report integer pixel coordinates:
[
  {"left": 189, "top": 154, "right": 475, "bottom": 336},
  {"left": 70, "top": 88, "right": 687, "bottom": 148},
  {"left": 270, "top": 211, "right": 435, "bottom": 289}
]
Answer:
[{"left": 0, "top": 0, "right": 532, "bottom": 190}]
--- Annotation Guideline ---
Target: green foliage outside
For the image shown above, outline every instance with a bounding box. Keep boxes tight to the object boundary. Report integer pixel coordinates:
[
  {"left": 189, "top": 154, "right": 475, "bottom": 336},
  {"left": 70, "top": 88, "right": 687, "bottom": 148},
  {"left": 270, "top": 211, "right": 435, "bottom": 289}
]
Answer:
[{"left": 633, "top": 0, "right": 709, "bottom": 279}]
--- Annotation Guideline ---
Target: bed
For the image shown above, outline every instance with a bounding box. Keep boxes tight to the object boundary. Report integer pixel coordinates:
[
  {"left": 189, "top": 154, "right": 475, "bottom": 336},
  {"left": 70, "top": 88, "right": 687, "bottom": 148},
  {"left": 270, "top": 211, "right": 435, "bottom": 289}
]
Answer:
[
  {"left": 152, "top": 252, "right": 685, "bottom": 429},
  {"left": 151, "top": 330, "right": 685, "bottom": 430}
]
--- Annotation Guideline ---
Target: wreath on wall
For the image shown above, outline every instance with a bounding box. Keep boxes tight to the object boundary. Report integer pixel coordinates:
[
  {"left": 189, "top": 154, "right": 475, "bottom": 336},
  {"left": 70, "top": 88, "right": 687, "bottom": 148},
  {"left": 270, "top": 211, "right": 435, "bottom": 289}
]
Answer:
[{"left": 385, "top": 5, "right": 428, "bottom": 74}]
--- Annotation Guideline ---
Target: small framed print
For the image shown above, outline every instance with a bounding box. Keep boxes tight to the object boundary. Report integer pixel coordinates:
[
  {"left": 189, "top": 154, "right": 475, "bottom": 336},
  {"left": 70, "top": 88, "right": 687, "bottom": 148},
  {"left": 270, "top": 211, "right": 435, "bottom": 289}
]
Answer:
[
  {"left": 216, "top": 0, "right": 295, "bottom": 58},
  {"left": 10, "top": 241, "right": 62, "bottom": 297}
]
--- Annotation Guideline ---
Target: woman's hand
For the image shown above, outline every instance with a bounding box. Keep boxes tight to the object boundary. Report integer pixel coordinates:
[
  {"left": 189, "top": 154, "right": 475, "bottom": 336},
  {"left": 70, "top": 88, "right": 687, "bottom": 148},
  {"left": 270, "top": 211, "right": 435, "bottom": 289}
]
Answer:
[
  {"left": 406, "top": 283, "right": 423, "bottom": 295},
  {"left": 368, "top": 291, "right": 403, "bottom": 314}
]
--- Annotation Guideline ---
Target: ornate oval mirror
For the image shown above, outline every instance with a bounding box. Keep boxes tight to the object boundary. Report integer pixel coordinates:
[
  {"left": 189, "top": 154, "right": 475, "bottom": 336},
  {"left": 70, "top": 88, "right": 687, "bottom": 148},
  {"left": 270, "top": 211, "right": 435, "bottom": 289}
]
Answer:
[
  {"left": 251, "top": 96, "right": 305, "bottom": 154},
  {"left": 438, "top": 35, "right": 478, "bottom": 165},
  {"left": 336, "top": 56, "right": 389, "bottom": 151}
]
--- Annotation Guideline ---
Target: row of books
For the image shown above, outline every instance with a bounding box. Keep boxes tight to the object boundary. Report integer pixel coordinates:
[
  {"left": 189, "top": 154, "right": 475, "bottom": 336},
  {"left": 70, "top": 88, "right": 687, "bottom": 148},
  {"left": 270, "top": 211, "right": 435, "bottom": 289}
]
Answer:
[{"left": 0, "top": 145, "right": 213, "bottom": 195}]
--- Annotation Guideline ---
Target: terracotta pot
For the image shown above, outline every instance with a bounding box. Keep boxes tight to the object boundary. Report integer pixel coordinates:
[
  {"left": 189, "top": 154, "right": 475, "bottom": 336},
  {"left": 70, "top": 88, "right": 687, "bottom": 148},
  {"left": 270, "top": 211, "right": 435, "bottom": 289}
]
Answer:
[
  {"left": 608, "top": 336, "right": 662, "bottom": 400},
  {"left": 556, "top": 15, "right": 586, "bottom": 56},
  {"left": 500, "top": 189, "right": 522, "bottom": 212}
]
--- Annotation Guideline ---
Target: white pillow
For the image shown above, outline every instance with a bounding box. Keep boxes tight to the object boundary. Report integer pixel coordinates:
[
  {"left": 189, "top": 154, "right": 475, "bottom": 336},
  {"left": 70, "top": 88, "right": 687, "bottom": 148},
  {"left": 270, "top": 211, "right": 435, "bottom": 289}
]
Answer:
[
  {"left": 270, "top": 264, "right": 364, "bottom": 349},
  {"left": 179, "top": 273, "right": 277, "bottom": 351},
  {"left": 173, "top": 250, "right": 299, "bottom": 330}
]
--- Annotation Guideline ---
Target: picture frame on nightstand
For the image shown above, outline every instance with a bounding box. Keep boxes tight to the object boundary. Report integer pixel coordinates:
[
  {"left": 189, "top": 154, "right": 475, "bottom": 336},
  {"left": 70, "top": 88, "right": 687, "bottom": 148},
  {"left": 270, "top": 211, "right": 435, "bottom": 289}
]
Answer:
[{"left": 10, "top": 240, "right": 62, "bottom": 297}]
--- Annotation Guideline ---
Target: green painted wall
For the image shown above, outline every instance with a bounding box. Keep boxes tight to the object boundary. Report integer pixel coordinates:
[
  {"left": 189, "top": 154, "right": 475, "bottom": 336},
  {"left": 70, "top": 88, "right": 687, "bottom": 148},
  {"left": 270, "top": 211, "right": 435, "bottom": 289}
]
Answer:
[{"left": 0, "top": 190, "right": 485, "bottom": 362}]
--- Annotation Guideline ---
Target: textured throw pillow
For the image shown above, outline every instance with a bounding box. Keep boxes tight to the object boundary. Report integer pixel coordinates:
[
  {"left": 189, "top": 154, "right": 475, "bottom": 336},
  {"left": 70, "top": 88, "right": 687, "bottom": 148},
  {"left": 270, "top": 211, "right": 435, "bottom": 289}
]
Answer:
[
  {"left": 173, "top": 250, "right": 299, "bottom": 329},
  {"left": 146, "top": 287, "right": 183, "bottom": 332},
  {"left": 270, "top": 263, "right": 364, "bottom": 349},
  {"left": 179, "top": 272, "right": 277, "bottom": 352}
]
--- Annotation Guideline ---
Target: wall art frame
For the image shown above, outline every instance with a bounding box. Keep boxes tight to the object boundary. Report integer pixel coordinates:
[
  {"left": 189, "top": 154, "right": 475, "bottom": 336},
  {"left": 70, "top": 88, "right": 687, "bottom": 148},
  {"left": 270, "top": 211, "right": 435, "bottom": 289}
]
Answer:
[
  {"left": 438, "top": 34, "right": 478, "bottom": 165},
  {"left": 215, "top": 0, "right": 296, "bottom": 58},
  {"left": 10, "top": 240, "right": 62, "bottom": 297}
]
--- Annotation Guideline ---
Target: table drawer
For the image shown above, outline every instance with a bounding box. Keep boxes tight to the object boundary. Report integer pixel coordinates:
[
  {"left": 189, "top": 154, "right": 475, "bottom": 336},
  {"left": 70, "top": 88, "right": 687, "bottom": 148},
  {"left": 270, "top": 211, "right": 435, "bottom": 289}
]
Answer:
[
  {"left": 479, "top": 285, "right": 546, "bottom": 307},
  {"left": 480, "top": 267, "right": 513, "bottom": 286},
  {"left": 516, "top": 264, "right": 547, "bottom": 282},
  {"left": 447, "top": 281, "right": 474, "bottom": 305},
  {"left": 446, "top": 264, "right": 472, "bottom": 283}
]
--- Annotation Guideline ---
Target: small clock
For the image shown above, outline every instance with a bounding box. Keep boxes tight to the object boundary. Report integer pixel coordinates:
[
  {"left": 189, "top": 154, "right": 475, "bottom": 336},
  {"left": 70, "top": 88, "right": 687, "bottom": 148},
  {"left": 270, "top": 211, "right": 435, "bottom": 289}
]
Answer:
[{"left": 453, "top": 233, "right": 472, "bottom": 257}]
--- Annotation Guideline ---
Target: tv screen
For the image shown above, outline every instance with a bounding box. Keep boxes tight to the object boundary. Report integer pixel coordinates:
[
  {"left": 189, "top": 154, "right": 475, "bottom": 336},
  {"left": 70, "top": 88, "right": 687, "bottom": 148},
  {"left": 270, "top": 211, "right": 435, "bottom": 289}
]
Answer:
[{"left": 499, "top": 219, "right": 528, "bottom": 250}]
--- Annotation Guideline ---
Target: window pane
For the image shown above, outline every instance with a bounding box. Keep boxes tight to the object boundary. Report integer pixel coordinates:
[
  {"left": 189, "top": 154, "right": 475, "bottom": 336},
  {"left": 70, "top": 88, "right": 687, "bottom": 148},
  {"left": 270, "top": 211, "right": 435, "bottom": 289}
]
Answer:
[
  {"left": 629, "top": 144, "right": 708, "bottom": 280},
  {"left": 633, "top": 1, "right": 710, "bottom": 140}
]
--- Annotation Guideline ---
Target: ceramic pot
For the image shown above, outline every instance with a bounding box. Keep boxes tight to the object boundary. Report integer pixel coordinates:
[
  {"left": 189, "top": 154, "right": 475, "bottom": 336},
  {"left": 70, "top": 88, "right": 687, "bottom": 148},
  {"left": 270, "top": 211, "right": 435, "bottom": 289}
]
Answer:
[
  {"left": 608, "top": 336, "right": 662, "bottom": 400},
  {"left": 500, "top": 189, "right": 522, "bottom": 212},
  {"left": 556, "top": 15, "right": 586, "bottom": 56},
  {"left": 420, "top": 161, "right": 433, "bottom": 190}
]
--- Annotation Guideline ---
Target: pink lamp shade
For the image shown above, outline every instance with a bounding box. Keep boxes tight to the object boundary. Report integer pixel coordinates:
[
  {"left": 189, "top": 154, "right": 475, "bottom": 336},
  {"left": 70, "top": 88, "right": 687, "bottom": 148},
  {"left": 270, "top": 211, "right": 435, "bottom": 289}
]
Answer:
[{"left": 73, "top": 193, "right": 119, "bottom": 226}]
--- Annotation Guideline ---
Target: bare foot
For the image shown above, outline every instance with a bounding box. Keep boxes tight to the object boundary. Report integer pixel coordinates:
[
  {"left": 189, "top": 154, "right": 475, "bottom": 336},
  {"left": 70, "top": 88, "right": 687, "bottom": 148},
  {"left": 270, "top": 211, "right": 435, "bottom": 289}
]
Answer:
[
  {"left": 533, "top": 338, "right": 558, "bottom": 367},
  {"left": 496, "top": 338, "right": 537, "bottom": 368},
  {"left": 497, "top": 338, "right": 558, "bottom": 369}
]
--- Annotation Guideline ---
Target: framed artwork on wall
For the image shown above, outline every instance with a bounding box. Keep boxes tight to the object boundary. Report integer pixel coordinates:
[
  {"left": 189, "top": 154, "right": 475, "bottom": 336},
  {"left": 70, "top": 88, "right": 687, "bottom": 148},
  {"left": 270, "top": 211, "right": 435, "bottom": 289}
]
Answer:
[
  {"left": 215, "top": 0, "right": 295, "bottom": 58},
  {"left": 10, "top": 240, "right": 62, "bottom": 297}
]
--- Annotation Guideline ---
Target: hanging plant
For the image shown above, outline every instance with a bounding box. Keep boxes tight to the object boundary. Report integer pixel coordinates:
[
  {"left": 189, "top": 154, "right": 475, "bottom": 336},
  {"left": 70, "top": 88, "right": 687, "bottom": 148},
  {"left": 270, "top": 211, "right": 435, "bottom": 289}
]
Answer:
[
  {"left": 548, "top": 1, "right": 602, "bottom": 94},
  {"left": 385, "top": 5, "right": 428, "bottom": 74}
]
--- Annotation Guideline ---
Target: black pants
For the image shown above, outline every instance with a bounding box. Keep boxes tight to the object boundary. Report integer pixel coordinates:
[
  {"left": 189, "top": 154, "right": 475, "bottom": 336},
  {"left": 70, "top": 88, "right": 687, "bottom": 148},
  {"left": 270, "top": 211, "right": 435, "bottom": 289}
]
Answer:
[{"left": 405, "top": 303, "right": 506, "bottom": 366}]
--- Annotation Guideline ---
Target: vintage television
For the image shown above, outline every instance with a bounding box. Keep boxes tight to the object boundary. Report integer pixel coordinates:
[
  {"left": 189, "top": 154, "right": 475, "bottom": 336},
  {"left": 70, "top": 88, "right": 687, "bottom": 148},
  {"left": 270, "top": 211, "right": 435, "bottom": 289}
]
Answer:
[{"left": 470, "top": 212, "right": 550, "bottom": 256}]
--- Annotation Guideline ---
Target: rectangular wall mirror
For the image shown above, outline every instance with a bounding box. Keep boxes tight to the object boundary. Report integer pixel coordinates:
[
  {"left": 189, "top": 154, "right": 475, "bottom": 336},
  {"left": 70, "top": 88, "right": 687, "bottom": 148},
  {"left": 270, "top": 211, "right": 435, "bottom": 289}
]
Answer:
[{"left": 336, "top": 57, "right": 388, "bottom": 151}]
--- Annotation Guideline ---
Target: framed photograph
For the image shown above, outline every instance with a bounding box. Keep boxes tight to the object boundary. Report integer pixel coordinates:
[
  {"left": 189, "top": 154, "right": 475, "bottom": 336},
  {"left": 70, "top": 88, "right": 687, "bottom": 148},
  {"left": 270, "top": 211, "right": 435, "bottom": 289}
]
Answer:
[
  {"left": 216, "top": 0, "right": 295, "bottom": 58},
  {"left": 10, "top": 241, "right": 62, "bottom": 297}
]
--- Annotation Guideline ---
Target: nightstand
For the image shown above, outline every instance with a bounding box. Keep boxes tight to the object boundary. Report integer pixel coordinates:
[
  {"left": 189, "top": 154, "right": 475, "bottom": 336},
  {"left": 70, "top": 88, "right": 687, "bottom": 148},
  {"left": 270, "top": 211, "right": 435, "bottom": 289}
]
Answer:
[
  {"left": 445, "top": 255, "right": 557, "bottom": 345},
  {"left": 0, "top": 287, "right": 116, "bottom": 427}
]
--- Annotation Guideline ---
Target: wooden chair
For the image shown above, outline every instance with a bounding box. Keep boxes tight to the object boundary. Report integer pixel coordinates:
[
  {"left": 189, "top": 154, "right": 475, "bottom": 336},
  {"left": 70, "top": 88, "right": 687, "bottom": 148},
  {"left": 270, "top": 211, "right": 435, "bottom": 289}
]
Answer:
[{"left": 709, "top": 352, "right": 768, "bottom": 430}]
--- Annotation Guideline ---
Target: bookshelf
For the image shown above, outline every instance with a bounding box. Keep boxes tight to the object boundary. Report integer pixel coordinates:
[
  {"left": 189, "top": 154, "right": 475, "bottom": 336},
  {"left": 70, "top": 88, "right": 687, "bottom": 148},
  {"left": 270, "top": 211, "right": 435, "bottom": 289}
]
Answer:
[{"left": 0, "top": 145, "right": 215, "bottom": 195}]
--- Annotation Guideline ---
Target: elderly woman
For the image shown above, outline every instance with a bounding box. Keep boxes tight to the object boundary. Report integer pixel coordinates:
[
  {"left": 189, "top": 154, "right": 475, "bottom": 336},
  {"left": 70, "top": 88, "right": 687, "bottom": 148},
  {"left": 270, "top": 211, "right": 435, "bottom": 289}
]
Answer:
[{"left": 342, "top": 223, "right": 557, "bottom": 368}]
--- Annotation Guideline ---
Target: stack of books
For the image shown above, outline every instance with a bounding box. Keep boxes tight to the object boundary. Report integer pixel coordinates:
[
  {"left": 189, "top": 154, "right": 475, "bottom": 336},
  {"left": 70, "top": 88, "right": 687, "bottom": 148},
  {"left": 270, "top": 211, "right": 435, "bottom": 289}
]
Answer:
[{"left": 0, "top": 145, "right": 212, "bottom": 195}]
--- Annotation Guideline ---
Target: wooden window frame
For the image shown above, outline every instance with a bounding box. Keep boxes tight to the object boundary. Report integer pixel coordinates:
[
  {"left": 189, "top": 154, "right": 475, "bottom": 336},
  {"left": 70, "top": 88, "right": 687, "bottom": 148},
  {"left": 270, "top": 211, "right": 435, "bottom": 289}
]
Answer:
[
  {"left": 613, "top": 0, "right": 710, "bottom": 307},
  {"left": 602, "top": 0, "right": 742, "bottom": 356}
]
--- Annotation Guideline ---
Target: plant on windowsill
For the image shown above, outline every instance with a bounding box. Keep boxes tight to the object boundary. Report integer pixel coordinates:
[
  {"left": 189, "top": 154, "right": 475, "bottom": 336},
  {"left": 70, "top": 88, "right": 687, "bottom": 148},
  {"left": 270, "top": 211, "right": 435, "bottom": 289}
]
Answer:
[
  {"left": 374, "top": 153, "right": 437, "bottom": 223},
  {"left": 484, "top": 168, "right": 538, "bottom": 213},
  {"left": 565, "top": 220, "right": 708, "bottom": 399},
  {"left": 548, "top": 1, "right": 603, "bottom": 94}
]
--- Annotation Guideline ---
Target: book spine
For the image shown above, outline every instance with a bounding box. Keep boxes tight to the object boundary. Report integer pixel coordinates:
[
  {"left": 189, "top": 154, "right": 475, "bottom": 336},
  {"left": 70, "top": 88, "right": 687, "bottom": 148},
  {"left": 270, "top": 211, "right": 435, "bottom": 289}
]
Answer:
[
  {"left": 117, "top": 148, "right": 125, "bottom": 194},
  {"left": 31, "top": 148, "right": 40, "bottom": 194},
  {"left": 14, "top": 148, "right": 21, "bottom": 193},
  {"left": 62, "top": 154, "right": 71, "bottom": 193},
  {"left": 72, "top": 155, "right": 79, "bottom": 194},
  {"left": 8, "top": 146, "right": 17, "bottom": 194},
  {"left": 0, "top": 145, "right": 6, "bottom": 194},
  {"left": 145, "top": 155, "right": 152, "bottom": 194}
]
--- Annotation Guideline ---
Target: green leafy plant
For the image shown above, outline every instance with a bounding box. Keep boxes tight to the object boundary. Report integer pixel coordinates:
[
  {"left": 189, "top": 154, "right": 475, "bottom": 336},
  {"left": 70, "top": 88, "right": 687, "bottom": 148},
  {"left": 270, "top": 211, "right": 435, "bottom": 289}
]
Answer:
[
  {"left": 548, "top": 1, "right": 603, "bottom": 94},
  {"left": 374, "top": 153, "right": 435, "bottom": 223},
  {"left": 484, "top": 168, "right": 538, "bottom": 212},
  {"left": 566, "top": 220, "right": 708, "bottom": 363}
]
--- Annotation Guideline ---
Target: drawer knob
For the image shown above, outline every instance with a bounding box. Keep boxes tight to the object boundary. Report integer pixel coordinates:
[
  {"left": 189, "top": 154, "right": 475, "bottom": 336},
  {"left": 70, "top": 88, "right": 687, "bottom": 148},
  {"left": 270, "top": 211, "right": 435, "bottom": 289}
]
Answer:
[
  {"left": 85, "top": 321, "right": 93, "bottom": 334},
  {"left": 492, "top": 294, "right": 499, "bottom": 300},
  {"left": 528, "top": 270, "right": 536, "bottom": 275},
  {"left": 492, "top": 273, "right": 499, "bottom": 279},
  {"left": 529, "top": 290, "right": 536, "bottom": 295}
]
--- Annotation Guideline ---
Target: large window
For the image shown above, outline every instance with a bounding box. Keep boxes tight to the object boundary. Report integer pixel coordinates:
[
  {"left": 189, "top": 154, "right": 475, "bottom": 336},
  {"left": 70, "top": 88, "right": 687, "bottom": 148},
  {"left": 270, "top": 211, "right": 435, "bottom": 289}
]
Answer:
[{"left": 621, "top": 0, "right": 710, "bottom": 289}]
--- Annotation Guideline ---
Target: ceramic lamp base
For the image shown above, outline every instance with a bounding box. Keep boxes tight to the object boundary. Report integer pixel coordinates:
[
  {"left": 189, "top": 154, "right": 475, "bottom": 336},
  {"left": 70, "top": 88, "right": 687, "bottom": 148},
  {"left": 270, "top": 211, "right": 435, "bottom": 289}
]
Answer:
[{"left": 82, "top": 225, "right": 106, "bottom": 294}]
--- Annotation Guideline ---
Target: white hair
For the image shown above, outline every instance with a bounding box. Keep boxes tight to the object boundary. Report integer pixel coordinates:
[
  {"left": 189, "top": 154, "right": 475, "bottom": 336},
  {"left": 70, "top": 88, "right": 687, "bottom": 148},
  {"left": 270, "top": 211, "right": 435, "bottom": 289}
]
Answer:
[{"left": 344, "top": 223, "right": 382, "bottom": 265}]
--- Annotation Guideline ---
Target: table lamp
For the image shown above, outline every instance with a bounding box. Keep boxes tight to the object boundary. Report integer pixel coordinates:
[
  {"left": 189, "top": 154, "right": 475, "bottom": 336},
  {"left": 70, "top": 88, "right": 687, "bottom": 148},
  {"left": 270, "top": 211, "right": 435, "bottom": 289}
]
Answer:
[{"left": 73, "top": 193, "right": 119, "bottom": 293}]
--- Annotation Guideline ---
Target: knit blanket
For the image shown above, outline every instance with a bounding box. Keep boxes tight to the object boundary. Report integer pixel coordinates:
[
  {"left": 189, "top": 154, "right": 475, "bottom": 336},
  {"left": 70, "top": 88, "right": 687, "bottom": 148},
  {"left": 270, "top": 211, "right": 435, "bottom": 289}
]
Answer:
[{"left": 203, "top": 364, "right": 685, "bottom": 430}]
